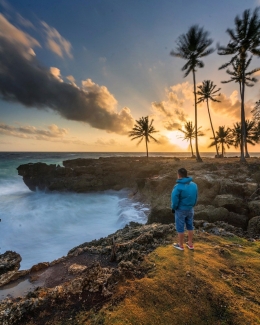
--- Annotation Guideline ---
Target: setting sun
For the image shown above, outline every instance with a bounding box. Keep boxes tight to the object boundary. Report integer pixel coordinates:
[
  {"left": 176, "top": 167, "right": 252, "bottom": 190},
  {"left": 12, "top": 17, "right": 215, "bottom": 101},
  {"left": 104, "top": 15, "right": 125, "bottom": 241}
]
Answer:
[{"left": 166, "top": 130, "right": 190, "bottom": 150}]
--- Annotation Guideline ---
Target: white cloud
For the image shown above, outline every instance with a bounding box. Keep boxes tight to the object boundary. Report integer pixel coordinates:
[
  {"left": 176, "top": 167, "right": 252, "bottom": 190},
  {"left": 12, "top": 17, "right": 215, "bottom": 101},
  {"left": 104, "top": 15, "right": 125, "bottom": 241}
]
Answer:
[
  {"left": 16, "top": 13, "right": 35, "bottom": 29},
  {"left": 41, "top": 21, "right": 73, "bottom": 58}
]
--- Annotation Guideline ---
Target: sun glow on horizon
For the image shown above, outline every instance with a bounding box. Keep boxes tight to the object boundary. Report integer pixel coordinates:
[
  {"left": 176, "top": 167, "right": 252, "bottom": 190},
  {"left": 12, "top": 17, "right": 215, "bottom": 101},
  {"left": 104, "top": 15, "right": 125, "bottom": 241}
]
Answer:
[{"left": 166, "top": 130, "right": 190, "bottom": 150}]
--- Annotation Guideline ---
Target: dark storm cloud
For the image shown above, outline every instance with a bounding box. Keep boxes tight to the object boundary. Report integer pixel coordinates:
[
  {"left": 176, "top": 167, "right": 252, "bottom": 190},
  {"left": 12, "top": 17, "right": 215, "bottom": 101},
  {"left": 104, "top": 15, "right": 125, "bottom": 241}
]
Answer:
[{"left": 0, "top": 36, "right": 134, "bottom": 134}]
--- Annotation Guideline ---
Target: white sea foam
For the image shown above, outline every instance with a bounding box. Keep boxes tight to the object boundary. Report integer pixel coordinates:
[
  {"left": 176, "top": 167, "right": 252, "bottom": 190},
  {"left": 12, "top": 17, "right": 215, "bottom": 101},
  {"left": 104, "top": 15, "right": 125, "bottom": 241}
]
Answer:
[
  {"left": 0, "top": 183, "right": 147, "bottom": 270},
  {"left": 4, "top": 150, "right": 252, "bottom": 271}
]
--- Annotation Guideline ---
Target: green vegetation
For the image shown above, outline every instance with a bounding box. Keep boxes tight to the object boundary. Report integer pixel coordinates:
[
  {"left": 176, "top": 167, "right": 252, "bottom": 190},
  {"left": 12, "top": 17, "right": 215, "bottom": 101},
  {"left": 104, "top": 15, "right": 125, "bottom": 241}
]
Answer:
[{"left": 82, "top": 233, "right": 260, "bottom": 325}]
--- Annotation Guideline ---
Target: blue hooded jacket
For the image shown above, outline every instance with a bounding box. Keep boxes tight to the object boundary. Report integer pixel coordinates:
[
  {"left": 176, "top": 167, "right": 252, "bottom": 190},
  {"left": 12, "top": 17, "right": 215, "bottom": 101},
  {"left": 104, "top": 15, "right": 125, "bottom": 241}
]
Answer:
[{"left": 171, "top": 176, "right": 198, "bottom": 211}]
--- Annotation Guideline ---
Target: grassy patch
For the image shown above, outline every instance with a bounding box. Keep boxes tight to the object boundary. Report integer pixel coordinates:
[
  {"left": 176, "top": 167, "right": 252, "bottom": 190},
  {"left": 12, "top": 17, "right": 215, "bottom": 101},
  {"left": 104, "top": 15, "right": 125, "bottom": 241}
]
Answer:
[{"left": 85, "top": 233, "right": 260, "bottom": 325}]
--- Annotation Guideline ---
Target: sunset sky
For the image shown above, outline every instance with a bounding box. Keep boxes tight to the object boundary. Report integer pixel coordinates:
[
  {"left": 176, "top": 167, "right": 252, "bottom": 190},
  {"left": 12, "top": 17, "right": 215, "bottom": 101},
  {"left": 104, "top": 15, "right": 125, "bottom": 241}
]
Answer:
[{"left": 1, "top": 0, "right": 260, "bottom": 152}]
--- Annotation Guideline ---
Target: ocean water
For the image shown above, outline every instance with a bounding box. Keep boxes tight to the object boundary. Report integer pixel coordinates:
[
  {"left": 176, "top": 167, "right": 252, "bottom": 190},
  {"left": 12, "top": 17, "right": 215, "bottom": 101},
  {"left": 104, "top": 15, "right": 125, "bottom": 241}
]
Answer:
[
  {"left": 0, "top": 152, "right": 151, "bottom": 270},
  {"left": 1, "top": 151, "right": 260, "bottom": 270}
]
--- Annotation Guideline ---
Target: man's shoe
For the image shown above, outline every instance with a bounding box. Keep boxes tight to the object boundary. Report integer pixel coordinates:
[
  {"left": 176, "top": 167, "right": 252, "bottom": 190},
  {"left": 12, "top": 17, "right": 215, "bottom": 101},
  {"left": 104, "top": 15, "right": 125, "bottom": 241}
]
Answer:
[
  {"left": 173, "top": 243, "right": 184, "bottom": 251},
  {"left": 186, "top": 242, "right": 194, "bottom": 250}
]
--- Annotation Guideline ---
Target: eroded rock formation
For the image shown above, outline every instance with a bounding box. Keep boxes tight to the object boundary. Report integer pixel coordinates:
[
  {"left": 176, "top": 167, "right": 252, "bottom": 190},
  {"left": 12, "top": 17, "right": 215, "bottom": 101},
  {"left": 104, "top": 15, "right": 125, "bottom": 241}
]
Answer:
[{"left": 17, "top": 157, "right": 260, "bottom": 232}]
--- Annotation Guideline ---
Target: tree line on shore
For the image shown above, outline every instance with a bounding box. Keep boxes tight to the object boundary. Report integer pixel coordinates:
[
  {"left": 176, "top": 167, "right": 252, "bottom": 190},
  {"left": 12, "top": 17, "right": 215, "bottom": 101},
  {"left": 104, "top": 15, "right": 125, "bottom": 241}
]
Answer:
[{"left": 129, "top": 7, "right": 260, "bottom": 161}]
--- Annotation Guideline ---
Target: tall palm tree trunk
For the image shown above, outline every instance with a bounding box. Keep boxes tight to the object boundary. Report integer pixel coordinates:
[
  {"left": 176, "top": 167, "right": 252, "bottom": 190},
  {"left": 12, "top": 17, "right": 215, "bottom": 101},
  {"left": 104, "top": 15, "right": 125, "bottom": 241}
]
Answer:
[
  {"left": 190, "top": 138, "right": 194, "bottom": 157},
  {"left": 145, "top": 136, "right": 148, "bottom": 158},
  {"left": 244, "top": 120, "right": 250, "bottom": 158},
  {"left": 192, "top": 69, "right": 202, "bottom": 162},
  {"left": 240, "top": 80, "right": 246, "bottom": 163},
  {"left": 221, "top": 142, "right": 224, "bottom": 157},
  {"left": 206, "top": 99, "right": 219, "bottom": 157},
  {"left": 245, "top": 139, "right": 250, "bottom": 158}
]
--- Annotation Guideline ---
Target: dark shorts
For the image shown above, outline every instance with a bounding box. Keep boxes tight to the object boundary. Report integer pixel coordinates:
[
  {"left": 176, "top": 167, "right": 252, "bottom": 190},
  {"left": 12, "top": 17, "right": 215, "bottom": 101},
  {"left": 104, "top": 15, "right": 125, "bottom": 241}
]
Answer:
[{"left": 175, "top": 209, "right": 194, "bottom": 233}]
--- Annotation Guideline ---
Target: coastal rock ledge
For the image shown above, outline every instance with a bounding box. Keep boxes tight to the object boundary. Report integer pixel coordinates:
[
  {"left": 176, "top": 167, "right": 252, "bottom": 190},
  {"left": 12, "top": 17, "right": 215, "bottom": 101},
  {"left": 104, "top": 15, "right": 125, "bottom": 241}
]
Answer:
[
  {"left": 17, "top": 156, "right": 260, "bottom": 234},
  {"left": 1, "top": 157, "right": 260, "bottom": 324}
]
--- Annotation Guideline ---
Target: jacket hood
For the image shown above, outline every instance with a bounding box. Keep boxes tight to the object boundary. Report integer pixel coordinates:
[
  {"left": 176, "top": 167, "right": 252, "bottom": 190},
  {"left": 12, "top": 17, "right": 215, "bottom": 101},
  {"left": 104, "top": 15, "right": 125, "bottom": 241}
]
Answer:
[{"left": 176, "top": 176, "right": 193, "bottom": 184}]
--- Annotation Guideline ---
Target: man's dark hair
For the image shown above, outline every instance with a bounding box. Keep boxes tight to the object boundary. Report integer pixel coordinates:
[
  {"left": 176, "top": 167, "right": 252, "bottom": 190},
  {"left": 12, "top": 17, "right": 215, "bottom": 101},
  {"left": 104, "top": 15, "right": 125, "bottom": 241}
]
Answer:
[{"left": 178, "top": 168, "right": 188, "bottom": 178}]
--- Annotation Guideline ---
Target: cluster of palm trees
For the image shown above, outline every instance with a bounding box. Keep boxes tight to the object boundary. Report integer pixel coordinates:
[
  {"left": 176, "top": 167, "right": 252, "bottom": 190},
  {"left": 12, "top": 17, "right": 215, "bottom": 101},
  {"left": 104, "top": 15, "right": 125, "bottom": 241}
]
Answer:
[
  {"left": 179, "top": 119, "right": 260, "bottom": 158},
  {"left": 129, "top": 8, "right": 260, "bottom": 161}
]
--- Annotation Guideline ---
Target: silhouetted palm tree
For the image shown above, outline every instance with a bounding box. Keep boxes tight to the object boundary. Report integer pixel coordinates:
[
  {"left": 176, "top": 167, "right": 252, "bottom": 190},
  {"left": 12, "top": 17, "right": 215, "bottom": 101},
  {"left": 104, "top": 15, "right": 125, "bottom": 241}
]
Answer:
[
  {"left": 171, "top": 25, "right": 214, "bottom": 162},
  {"left": 222, "top": 56, "right": 258, "bottom": 90},
  {"left": 209, "top": 126, "right": 233, "bottom": 157},
  {"left": 129, "top": 116, "right": 158, "bottom": 158},
  {"left": 218, "top": 8, "right": 260, "bottom": 162},
  {"left": 178, "top": 121, "right": 204, "bottom": 158},
  {"left": 252, "top": 100, "right": 260, "bottom": 121},
  {"left": 253, "top": 121, "right": 260, "bottom": 144},
  {"left": 222, "top": 57, "right": 259, "bottom": 157},
  {"left": 232, "top": 120, "right": 259, "bottom": 156},
  {"left": 197, "top": 80, "right": 221, "bottom": 157}
]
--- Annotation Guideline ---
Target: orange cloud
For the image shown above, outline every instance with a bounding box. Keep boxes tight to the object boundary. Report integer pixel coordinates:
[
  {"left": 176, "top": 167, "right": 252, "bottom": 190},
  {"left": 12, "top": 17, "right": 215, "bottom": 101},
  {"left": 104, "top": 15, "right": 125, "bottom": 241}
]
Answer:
[
  {"left": 0, "top": 13, "right": 39, "bottom": 48},
  {"left": 0, "top": 122, "right": 67, "bottom": 139},
  {"left": 95, "top": 138, "right": 120, "bottom": 146},
  {"left": 50, "top": 67, "right": 63, "bottom": 82},
  {"left": 82, "top": 78, "right": 118, "bottom": 113},
  {"left": 210, "top": 92, "right": 252, "bottom": 121},
  {"left": 152, "top": 82, "right": 191, "bottom": 131},
  {"left": 149, "top": 135, "right": 180, "bottom": 151}
]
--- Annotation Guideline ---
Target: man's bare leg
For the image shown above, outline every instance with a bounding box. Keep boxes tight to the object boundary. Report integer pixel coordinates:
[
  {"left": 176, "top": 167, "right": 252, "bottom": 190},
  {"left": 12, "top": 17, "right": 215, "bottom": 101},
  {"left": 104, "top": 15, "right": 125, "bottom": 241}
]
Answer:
[
  {"left": 187, "top": 230, "right": 193, "bottom": 246},
  {"left": 178, "top": 232, "right": 184, "bottom": 247}
]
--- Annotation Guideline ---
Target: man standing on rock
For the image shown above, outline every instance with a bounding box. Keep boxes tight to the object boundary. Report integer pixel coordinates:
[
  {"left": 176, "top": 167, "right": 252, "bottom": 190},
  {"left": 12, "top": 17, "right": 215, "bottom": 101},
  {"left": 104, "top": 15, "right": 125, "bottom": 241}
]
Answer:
[{"left": 171, "top": 168, "right": 198, "bottom": 251}]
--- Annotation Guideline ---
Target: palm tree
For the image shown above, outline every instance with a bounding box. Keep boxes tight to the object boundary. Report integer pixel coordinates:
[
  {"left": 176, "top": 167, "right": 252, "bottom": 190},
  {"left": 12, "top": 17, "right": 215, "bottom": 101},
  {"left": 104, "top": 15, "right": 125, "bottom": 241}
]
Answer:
[
  {"left": 222, "top": 56, "right": 258, "bottom": 90},
  {"left": 218, "top": 8, "right": 260, "bottom": 162},
  {"left": 197, "top": 80, "right": 221, "bottom": 157},
  {"left": 170, "top": 25, "right": 214, "bottom": 162},
  {"left": 222, "top": 56, "right": 259, "bottom": 157},
  {"left": 129, "top": 116, "right": 158, "bottom": 158},
  {"left": 252, "top": 121, "right": 260, "bottom": 144},
  {"left": 232, "top": 120, "right": 259, "bottom": 156},
  {"left": 178, "top": 121, "right": 205, "bottom": 158},
  {"left": 209, "top": 126, "right": 233, "bottom": 157},
  {"left": 252, "top": 100, "right": 260, "bottom": 121}
]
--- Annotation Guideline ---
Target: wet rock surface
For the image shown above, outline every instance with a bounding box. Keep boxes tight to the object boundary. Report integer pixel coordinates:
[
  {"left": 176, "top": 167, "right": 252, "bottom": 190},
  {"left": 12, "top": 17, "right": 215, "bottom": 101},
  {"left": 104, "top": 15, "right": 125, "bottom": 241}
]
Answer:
[
  {"left": 2, "top": 157, "right": 260, "bottom": 324},
  {"left": 0, "top": 220, "right": 249, "bottom": 325},
  {"left": 0, "top": 251, "right": 21, "bottom": 276},
  {"left": 16, "top": 157, "right": 260, "bottom": 232}
]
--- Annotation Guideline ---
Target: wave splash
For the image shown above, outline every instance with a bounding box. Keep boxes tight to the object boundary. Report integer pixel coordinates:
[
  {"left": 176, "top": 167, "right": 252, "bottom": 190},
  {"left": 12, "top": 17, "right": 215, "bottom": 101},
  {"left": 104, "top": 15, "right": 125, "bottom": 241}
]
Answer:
[{"left": 0, "top": 185, "right": 147, "bottom": 270}]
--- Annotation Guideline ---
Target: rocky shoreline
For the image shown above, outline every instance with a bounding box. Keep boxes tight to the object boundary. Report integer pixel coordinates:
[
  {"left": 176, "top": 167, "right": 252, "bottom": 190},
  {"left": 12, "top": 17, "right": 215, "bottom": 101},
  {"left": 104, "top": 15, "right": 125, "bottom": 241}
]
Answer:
[
  {"left": 16, "top": 156, "right": 260, "bottom": 234},
  {"left": 1, "top": 156, "right": 260, "bottom": 324}
]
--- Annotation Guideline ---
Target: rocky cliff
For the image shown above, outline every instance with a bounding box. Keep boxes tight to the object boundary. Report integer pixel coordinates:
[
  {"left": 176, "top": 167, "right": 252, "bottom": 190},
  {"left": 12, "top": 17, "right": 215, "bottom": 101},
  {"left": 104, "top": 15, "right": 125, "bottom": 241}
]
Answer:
[
  {"left": 17, "top": 156, "right": 260, "bottom": 233},
  {"left": 1, "top": 157, "right": 260, "bottom": 324}
]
